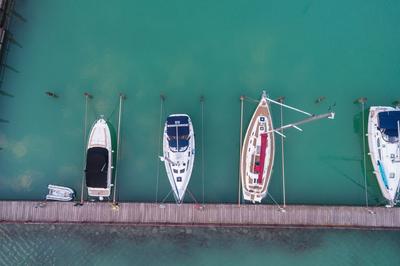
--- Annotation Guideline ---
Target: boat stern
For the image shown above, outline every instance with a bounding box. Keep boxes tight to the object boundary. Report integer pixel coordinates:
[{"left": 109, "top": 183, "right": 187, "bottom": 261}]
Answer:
[
  {"left": 242, "top": 190, "right": 266, "bottom": 203},
  {"left": 88, "top": 187, "right": 111, "bottom": 200}
]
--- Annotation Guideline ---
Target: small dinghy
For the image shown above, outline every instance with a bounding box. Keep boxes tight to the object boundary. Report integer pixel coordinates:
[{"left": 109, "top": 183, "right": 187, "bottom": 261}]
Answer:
[
  {"left": 46, "top": 184, "right": 74, "bottom": 201},
  {"left": 368, "top": 106, "right": 400, "bottom": 207},
  {"left": 160, "top": 114, "right": 195, "bottom": 204},
  {"left": 85, "top": 117, "right": 113, "bottom": 201}
]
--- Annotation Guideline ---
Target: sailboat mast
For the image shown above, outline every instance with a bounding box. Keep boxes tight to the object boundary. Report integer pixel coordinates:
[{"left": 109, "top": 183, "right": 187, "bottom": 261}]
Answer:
[{"left": 266, "top": 112, "right": 335, "bottom": 133}]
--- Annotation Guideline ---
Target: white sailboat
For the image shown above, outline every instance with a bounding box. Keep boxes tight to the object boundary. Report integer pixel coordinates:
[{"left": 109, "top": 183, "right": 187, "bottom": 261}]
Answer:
[
  {"left": 240, "top": 91, "right": 275, "bottom": 203},
  {"left": 161, "top": 114, "right": 195, "bottom": 204},
  {"left": 240, "top": 91, "right": 335, "bottom": 203},
  {"left": 85, "top": 117, "right": 113, "bottom": 201},
  {"left": 368, "top": 106, "right": 400, "bottom": 207}
]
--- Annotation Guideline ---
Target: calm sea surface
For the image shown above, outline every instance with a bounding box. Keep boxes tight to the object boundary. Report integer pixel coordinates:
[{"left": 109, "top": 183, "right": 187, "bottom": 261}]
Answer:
[
  {"left": 0, "top": 0, "right": 399, "bottom": 264},
  {"left": 1, "top": 224, "right": 400, "bottom": 266}
]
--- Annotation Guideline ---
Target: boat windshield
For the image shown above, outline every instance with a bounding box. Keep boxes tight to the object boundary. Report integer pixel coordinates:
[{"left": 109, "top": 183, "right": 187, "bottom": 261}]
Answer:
[
  {"left": 85, "top": 147, "right": 108, "bottom": 188},
  {"left": 378, "top": 111, "right": 400, "bottom": 141},
  {"left": 166, "top": 116, "right": 190, "bottom": 152}
]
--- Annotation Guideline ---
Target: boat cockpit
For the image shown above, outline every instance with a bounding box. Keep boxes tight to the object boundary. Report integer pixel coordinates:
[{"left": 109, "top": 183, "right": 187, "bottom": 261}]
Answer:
[
  {"left": 166, "top": 116, "right": 190, "bottom": 152},
  {"left": 378, "top": 111, "right": 400, "bottom": 143}
]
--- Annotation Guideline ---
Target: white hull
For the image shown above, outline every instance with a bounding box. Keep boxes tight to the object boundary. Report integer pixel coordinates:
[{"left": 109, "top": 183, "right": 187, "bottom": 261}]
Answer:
[
  {"left": 240, "top": 91, "right": 275, "bottom": 203},
  {"left": 368, "top": 106, "right": 400, "bottom": 206},
  {"left": 162, "top": 114, "right": 195, "bottom": 203},
  {"left": 46, "top": 184, "right": 74, "bottom": 201},
  {"left": 86, "top": 118, "right": 113, "bottom": 200}
]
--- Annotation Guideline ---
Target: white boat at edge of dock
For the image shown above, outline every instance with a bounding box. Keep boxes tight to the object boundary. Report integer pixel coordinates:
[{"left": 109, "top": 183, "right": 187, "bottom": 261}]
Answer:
[
  {"left": 161, "top": 114, "right": 195, "bottom": 204},
  {"left": 368, "top": 106, "right": 400, "bottom": 207},
  {"left": 240, "top": 91, "right": 275, "bottom": 203},
  {"left": 85, "top": 117, "right": 113, "bottom": 201}
]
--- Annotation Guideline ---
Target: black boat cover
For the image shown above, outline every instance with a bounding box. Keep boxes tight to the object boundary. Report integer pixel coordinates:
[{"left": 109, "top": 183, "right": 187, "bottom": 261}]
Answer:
[
  {"left": 167, "top": 116, "right": 190, "bottom": 150},
  {"left": 85, "top": 147, "right": 108, "bottom": 188},
  {"left": 167, "top": 116, "right": 188, "bottom": 126},
  {"left": 378, "top": 111, "right": 400, "bottom": 137}
]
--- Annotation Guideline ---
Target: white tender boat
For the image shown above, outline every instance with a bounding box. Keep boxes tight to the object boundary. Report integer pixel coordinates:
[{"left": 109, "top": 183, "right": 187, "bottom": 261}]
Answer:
[
  {"left": 161, "top": 114, "right": 195, "bottom": 204},
  {"left": 85, "top": 117, "right": 113, "bottom": 201},
  {"left": 240, "top": 91, "right": 275, "bottom": 203},
  {"left": 368, "top": 106, "right": 400, "bottom": 207},
  {"left": 46, "top": 184, "right": 74, "bottom": 201}
]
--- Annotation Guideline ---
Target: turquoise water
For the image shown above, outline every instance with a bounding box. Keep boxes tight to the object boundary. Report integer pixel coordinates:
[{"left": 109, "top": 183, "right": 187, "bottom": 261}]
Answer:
[
  {"left": 1, "top": 0, "right": 400, "bottom": 205},
  {"left": 1, "top": 1, "right": 400, "bottom": 264},
  {"left": 1, "top": 224, "right": 400, "bottom": 266}
]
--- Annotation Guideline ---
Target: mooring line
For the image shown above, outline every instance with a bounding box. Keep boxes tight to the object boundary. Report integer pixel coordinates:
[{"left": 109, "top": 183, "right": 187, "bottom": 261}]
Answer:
[
  {"left": 277, "top": 96, "right": 286, "bottom": 209},
  {"left": 244, "top": 96, "right": 259, "bottom": 104},
  {"left": 106, "top": 96, "right": 121, "bottom": 122},
  {"left": 187, "top": 189, "right": 199, "bottom": 204},
  {"left": 79, "top": 92, "right": 92, "bottom": 205},
  {"left": 200, "top": 96, "right": 205, "bottom": 206},
  {"left": 155, "top": 94, "right": 165, "bottom": 203},
  {"left": 357, "top": 97, "right": 373, "bottom": 213},
  {"left": 238, "top": 95, "right": 244, "bottom": 206},
  {"left": 267, "top": 192, "right": 285, "bottom": 212},
  {"left": 161, "top": 190, "right": 172, "bottom": 204},
  {"left": 112, "top": 93, "right": 125, "bottom": 209}
]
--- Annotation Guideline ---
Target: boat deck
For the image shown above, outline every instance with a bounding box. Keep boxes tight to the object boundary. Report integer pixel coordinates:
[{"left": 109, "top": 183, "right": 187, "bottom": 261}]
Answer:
[{"left": 0, "top": 201, "right": 399, "bottom": 229}]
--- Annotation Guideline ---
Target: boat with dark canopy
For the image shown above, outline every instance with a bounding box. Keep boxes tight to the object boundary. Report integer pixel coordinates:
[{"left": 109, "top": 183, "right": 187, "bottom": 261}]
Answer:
[
  {"left": 160, "top": 114, "right": 195, "bottom": 204},
  {"left": 368, "top": 107, "right": 400, "bottom": 207},
  {"left": 85, "top": 117, "right": 113, "bottom": 201}
]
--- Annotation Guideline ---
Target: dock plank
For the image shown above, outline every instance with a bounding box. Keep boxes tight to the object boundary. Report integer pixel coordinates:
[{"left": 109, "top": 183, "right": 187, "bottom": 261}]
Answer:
[{"left": 0, "top": 201, "right": 399, "bottom": 229}]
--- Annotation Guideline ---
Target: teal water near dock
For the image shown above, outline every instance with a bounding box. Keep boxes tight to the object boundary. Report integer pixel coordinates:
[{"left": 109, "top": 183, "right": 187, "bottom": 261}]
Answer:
[
  {"left": 0, "top": 0, "right": 400, "bottom": 264},
  {"left": 1, "top": 0, "right": 400, "bottom": 205},
  {"left": 1, "top": 224, "right": 400, "bottom": 266}
]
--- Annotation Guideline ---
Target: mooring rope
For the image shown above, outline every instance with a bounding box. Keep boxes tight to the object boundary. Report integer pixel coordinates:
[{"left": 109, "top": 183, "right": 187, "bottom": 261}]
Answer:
[
  {"left": 244, "top": 96, "right": 259, "bottom": 104},
  {"left": 79, "top": 93, "right": 91, "bottom": 205},
  {"left": 106, "top": 96, "right": 121, "bottom": 122},
  {"left": 161, "top": 190, "right": 172, "bottom": 204},
  {"left": 267, "top": 192, "right": 285, "bottom": 212},
  {"left": 278, "top": 97, "right": 286, "bottom": 209},
  {"left": 238, "top": 96, "right": 244, "bottom": 206},
  {"left": 155, "top": 94, "right": 165, "bottom": 203},
  {"left": 112, "top": 94, "right": 125, "bottom": 208},
  {"left": 200, "top": 96, "right": 205, "bottom": 206},
  {"left": 187, "top": 189, "right": 199, "bottom": 204},
  {"left": 360, "top": 100, "right": 370, "bottom": 209}
]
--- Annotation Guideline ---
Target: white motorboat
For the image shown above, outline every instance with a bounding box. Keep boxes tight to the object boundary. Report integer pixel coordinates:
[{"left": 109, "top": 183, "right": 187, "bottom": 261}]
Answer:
[
  {"left": 46, "top": 184, "right": 74, "bottom": 201},
  {"left": 85, "top": 117, "right": 113, "bottom": 201},
  {"left": 161, "top": 114, "right": 195, "bottom": 204},
  {"left": 368, "top": 106, "right": 400, "bottom": 207},
  {"left": 240, "top": 91, "right": 275, "bottom": 203}
]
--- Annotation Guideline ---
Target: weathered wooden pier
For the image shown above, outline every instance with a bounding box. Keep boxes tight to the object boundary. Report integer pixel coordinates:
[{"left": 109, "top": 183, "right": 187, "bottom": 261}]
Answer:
[{"left": 0, "top": 201, "right": 399, "bottom": 229}]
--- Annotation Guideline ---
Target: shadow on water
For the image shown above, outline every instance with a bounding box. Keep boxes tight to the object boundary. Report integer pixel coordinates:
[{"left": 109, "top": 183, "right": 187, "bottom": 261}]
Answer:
[
  {"left": 0, "top": 89, "right": 14, "bottom": 97},
  {"left": 320, "top": 156, "right": 382, "bottom": 205},
  {"left": 353, "top": 109, "right": 383, "bottom": 204}
]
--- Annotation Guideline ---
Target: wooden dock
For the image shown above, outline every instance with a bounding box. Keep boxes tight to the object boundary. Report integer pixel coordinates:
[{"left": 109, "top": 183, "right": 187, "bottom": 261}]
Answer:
[{"left": 0, "top": 201, "right": 399, "bottom": 229}]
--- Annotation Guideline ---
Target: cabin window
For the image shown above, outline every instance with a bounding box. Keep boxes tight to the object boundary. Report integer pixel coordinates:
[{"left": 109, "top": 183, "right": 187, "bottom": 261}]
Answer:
[
  {"left": 180, "top": 169, "right": 185, "bottom": 173},
  {"left": 173, "top": 169, "right": 178, "bottom": 174}
]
